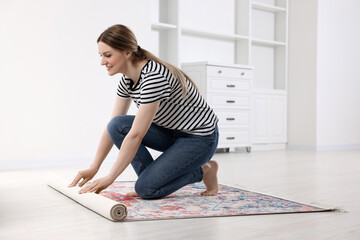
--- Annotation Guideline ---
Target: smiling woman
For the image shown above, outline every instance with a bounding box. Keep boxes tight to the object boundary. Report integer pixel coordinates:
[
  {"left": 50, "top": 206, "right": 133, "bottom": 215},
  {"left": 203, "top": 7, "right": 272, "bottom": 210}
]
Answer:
[
  {"left": 98, "top": 42, "right": 129, "bottom": 76},
  {"left": 68, "top": 24, "right": 220, "bottom": 199},
  {"left": 97, "top": 24, "right": 197, "bottom": 96}
]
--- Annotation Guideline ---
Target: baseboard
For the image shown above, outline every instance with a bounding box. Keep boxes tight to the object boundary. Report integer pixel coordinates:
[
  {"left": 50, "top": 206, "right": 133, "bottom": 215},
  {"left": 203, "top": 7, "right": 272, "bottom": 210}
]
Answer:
[
  {"left": 251, "top": 143, "right": 287, "bottom": 151},
  {"left": 286, "top": 144, "right": 317, "bottom": 151},
  {"left": 1, "top": 157, "right": 86, "bottom": 170},
  {"left": 316, "top": 144, "right": 360, "bottom": 151},
  {"left": 0, "top": 157, "right": 115, "bottom": 171},
  {"left": 0, "top": 149, "right": 162, "bottom": 171},
  {"left": 287, "top": 144, "right": 360, "bottom": 151}
]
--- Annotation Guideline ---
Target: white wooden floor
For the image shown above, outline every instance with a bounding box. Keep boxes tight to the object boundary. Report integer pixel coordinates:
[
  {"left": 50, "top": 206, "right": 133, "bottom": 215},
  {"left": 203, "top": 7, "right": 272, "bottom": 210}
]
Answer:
[{"left": 1, "top": 149, "right": 360, "bottom": 240}]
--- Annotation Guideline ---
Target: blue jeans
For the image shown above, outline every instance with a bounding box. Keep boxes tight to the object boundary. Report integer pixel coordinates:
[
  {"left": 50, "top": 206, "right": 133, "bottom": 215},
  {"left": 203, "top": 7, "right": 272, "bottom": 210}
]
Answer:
[{"left": 107, "top": 115, "right": 219, "bottom": 199}]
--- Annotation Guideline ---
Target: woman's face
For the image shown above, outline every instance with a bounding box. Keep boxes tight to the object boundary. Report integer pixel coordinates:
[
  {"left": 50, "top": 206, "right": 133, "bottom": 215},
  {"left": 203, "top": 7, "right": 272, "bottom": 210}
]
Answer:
[{"left": 98, "top": 41, "right": 129, "bottom": 76}]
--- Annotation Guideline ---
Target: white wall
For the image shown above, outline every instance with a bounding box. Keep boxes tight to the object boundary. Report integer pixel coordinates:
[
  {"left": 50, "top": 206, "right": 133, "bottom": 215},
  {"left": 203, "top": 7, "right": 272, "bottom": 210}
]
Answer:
[
  {"left": 0, "top": 0, "right": 151, "bottom": 169},
  {"left": 288, "top": 0, "right": 360, "bottom": 150},
  {"left": 316, "top": 0, "right": 360, "bottom": 150},
  {"left": 288, "top": 0, "right": 318, "bottom": 148}
]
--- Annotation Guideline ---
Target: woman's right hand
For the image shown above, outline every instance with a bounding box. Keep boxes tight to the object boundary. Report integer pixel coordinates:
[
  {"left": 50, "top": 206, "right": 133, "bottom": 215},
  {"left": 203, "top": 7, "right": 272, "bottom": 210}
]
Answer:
[{"left": 68, "top": 167, "right": 98, "bottom": 188}]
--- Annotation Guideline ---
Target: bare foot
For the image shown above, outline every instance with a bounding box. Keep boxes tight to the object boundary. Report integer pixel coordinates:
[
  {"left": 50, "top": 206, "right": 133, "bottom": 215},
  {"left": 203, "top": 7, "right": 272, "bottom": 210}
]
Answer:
[
  {"left": 126, "top": 191, "right": 139, "bottom": 197},
  {"left": 201, "top": 160, "right": 219, "bottom": 196}
]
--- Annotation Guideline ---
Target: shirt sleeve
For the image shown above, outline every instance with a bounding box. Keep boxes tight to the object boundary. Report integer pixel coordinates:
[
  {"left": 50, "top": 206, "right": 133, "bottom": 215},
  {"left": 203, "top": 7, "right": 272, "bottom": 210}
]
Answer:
[
  {"left": 139, "top": 72, "right": 172, "bottom": 104},
  {"left": 116, "top": 76, "right": 130, "bottom": 99}
]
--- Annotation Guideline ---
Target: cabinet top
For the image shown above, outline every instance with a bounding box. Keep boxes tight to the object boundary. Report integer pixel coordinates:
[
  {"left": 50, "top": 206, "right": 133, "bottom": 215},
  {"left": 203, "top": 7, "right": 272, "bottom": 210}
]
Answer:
[{"left": 181, "top": 62, "right": 254, "bottom": 69}]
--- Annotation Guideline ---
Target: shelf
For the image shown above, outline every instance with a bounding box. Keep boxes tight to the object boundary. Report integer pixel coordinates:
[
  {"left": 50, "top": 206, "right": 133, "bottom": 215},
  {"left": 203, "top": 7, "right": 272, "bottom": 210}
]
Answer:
[
  {"left": 151, "top": 22, "right": 177, "bottom": 30},
  {"left": 182, "top": 27, "right": 249, "bottom": 41},
  {"left": 252, "top": 2, "right": 286, "bottom": 13},
  {"left": 252, "top": 38, "right": 286, "bottom": 47},
  {"left": 150, "top": 0, "right": 289, "bottom": 146}
]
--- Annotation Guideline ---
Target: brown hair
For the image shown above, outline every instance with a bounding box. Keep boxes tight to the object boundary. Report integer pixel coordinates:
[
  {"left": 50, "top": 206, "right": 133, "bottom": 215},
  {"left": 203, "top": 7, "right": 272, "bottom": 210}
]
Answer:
[{"left": 97, "top": 24, "right": 197, "bottom": 96}]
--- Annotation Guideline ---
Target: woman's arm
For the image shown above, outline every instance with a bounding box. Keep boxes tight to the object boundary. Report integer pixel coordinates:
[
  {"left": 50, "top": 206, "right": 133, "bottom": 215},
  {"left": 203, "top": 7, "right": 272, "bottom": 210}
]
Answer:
[
  {"left": 78, "top": 101, "right": 160, "bottom": 194},
  {"left": 90, "top": 97, "right": 132, "bottom": 170},
  {"left": 69, "top": 97, "right": 132, "bottom": 187}
]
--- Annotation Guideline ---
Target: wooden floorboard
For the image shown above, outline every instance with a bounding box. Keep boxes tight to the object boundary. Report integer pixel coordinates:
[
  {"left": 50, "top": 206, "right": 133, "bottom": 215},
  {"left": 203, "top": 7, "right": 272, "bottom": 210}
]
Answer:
[{"left": 0, "top": 150, "right": 359, "bottom": 240}]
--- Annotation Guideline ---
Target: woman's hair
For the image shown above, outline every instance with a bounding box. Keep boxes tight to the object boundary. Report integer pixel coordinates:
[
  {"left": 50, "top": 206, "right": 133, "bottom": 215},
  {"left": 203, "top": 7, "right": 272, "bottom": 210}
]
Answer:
[{"left": 97, "top": 24, "right": 197, "bottom": 96}]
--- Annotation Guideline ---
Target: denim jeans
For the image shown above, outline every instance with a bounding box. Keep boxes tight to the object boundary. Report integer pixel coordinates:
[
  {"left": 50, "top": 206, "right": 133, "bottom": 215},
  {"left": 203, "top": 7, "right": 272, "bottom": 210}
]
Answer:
[{"left": 107, "top": 115, "right": 219, "bottom": 199}]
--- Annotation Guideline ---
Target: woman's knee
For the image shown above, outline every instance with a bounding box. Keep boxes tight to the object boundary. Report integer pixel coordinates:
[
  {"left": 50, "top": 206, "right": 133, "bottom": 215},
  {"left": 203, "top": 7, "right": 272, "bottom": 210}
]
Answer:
[
  {"left": 135, "top": 179, "right": 159, "bottom": 200},
  {"left": 107, "top": 115, "right": 134, "bottom": 138}
]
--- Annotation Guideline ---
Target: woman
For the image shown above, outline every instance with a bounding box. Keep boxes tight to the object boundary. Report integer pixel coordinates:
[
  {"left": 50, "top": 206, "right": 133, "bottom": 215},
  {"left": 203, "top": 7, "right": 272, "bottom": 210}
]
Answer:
[{"left": 68, "top": 24, "right": 219, "bottom": 199}]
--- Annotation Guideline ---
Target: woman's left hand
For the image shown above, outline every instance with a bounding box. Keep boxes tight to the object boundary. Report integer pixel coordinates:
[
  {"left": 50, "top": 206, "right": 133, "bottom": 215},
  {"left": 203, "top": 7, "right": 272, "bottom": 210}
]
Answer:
[{"left": 78, "top": 175, "right": 114, "bottom": 194}]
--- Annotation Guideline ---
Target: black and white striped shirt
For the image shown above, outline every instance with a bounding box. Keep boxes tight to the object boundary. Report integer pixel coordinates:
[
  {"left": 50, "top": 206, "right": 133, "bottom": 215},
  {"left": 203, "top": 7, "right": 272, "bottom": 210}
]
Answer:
[{"left": 117, "top": 60, "right": 218, "bottom": 136}]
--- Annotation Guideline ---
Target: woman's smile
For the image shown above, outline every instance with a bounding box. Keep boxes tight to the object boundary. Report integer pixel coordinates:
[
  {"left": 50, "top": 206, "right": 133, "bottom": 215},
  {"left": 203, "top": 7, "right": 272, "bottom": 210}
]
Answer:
[{"left": 98, "top": 41, "right": 127, "bottom": 76}]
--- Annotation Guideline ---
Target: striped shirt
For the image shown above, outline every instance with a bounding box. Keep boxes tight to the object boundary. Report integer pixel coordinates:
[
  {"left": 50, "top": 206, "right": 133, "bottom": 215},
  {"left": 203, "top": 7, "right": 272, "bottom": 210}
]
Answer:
[{"left": 117, "top": 60, "right": 218, "bottom": 136}]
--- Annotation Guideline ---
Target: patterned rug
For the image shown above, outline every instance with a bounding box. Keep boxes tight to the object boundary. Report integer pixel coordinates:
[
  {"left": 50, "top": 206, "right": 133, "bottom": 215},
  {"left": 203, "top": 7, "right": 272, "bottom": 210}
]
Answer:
[{"left": 100, "top": 181, "right": 331, "bottom": 221}]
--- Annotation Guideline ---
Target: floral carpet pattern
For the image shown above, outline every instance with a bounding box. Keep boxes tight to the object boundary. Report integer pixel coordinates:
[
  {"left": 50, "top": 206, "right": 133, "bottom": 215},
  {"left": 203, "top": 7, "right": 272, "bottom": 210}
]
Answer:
[{"left": 100, "top": 181, "right": 329, "bottom": 221}]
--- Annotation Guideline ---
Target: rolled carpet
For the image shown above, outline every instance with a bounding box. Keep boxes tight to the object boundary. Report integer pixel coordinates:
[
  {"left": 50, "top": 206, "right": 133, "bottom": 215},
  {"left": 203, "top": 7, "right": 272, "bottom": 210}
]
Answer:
[{"left": 46, "top": 173, "right": 127, "bottom": 221}]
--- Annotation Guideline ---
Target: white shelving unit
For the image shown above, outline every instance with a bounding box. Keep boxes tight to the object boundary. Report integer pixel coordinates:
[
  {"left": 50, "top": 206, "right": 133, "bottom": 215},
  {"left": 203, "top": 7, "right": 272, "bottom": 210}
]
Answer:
[
  {"left": 150, "top": 0, "right": 289, "bottom": 150},
  {"left": 250, "top": 0, "right": 288, "bottom": 148}
]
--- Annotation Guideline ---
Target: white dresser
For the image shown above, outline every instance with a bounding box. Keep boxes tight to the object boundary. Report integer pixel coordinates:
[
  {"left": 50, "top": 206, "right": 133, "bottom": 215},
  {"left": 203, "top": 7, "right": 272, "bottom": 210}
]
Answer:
[{"left": 182, "top": 62, "right": 253, "bottom": 152}]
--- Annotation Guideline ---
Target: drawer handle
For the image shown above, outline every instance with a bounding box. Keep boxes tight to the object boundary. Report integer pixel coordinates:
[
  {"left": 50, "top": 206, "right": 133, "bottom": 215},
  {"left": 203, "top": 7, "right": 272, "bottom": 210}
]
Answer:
[
  {"left": 226, "top": 84, "right": 236, "bottom": 88},
  {"left": 226, "top": 100, "right": 235, "bottom": 104},
  {"left": 226, "top": 117, "right": 235, "bottom": 121},
  {"left": 226, "top": 137, "right": 235, "bottom": 140},
  {"left": 241, "top": 72, "right": 245, "bottom": 76},
  {"left": 218, "top": 70, "right": 222, "bottom": 74}
]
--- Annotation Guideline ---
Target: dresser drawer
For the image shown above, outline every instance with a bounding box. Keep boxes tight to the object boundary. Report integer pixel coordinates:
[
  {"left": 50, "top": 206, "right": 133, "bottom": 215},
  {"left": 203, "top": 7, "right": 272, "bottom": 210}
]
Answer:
[
  {"left": 207, "top": 94, "right": 251, "bottom": 109},
  {"left": 208, "top": 77, "right": 251, "bottom": 92},
  {"left": 207, "top": 66, "right": 253, "bottom": 79},
  {"left": 216, "top": 111, "right": 250, "bottom": 128},
  {"left": 218, "top": 129, "right": 251, "bottom": 147}
]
